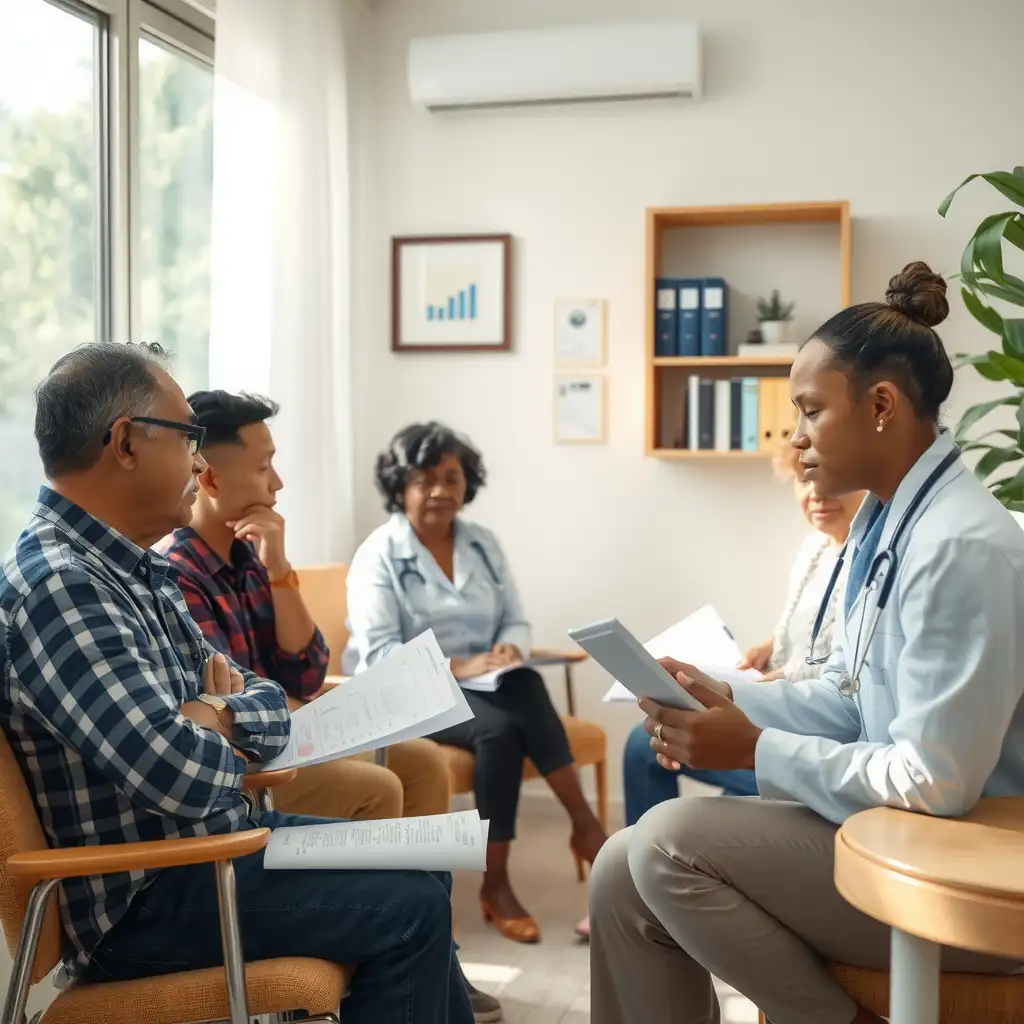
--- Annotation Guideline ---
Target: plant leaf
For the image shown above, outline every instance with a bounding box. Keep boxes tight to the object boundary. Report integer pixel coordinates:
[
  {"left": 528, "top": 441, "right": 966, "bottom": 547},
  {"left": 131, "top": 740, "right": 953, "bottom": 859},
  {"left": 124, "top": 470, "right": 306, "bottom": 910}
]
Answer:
[
  {"left": 1004, "top": 320, "right": 1024, "bottom": 357},
  {"left": 955, "top": 395, "right": 1019, "bottom": 439},
  {"left": 1006, "top": 216, "right": 1024, "bottom": 255},
  {"left": 974, "top": 213, "right": 1019, "bottom": 285},
  {"left": 973, "top": 278, "right": 1024, "bottom": 308},
  {"left": 974, "top": 447, "right": 1022, "bottom": 482},
  {"left": 961, "top": 287, "right": 1004, "bottom": 335},
  {"left": 940, "top": 172, "right": 1024, "bottom": 215},
  {"left": 985, "top": 351, "right": 1024, "bottom": 384}
]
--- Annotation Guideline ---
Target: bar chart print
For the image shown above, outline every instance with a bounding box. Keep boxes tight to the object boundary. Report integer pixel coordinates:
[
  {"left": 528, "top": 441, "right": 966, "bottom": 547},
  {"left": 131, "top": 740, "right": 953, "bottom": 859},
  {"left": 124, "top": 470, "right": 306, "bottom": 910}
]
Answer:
[
  {"left": 424, "top": 264, "right": 479, "bottom": 322},
  {"left": 394, "top": 234, "right": 510, "bottom": 350}
]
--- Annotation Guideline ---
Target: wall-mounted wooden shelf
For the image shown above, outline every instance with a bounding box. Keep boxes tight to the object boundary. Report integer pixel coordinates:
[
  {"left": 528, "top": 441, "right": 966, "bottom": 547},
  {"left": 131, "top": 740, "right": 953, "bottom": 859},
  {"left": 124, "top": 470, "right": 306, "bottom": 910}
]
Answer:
[
  {"left": 644, "top": 200, "right": 851, "bottom": 459},
  {"left": 651, "top": 448, "right": 772, "bottom": 460},
  {"left": 653, "top": 355, "right": 795, "bottom": 369}
]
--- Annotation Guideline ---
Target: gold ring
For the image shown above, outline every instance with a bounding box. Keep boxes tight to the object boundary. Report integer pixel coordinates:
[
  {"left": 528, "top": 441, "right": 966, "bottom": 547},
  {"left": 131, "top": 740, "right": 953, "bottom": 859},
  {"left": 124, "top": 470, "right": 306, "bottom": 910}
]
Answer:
[{"left": 654, "top": 723, "right": 664, "bottom": 742}]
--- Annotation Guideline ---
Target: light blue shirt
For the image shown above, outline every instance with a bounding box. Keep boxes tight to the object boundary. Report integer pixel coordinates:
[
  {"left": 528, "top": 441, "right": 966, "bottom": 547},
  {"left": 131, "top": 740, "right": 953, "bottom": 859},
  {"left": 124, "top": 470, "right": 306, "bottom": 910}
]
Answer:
[
  {"left": 344, "top": 513, "right": 532, "bottom": 674},
  {"left": 731, "top": 432, "right": 1024, "bottom": 824}
]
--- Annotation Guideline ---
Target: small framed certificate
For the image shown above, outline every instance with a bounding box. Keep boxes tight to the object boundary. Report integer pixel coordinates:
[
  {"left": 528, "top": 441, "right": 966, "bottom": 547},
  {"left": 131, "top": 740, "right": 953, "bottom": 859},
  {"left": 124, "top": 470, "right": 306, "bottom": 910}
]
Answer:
[
  {"left": 553, "top": 298, "right": 606, "bottom": 368},
  {"left": 553, "top": 375, "right": 606, "bottom": 444}
]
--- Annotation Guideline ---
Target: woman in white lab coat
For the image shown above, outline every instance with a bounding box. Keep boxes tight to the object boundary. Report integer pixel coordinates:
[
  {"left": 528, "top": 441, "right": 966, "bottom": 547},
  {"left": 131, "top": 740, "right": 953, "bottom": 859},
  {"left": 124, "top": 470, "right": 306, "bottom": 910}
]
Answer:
[
  {"left": 346, "top": 422, "right": 608, "bottom": 944},
  {"left": 588, "top": 262, "right": 1024, "bottom": 1024}
]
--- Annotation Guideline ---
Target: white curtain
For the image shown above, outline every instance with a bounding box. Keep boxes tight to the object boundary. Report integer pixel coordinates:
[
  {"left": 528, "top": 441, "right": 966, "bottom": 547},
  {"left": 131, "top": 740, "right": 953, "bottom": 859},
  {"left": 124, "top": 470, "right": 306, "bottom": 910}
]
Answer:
[{"left": 209, "top": 0, "right": 354, "bottom": 566}]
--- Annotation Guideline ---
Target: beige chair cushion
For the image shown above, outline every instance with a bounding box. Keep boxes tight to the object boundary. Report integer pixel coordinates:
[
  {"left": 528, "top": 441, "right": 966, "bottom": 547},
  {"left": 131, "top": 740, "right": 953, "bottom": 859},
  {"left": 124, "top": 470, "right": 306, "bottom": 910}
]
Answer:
[{"left": 43, "top": 957, "right": 352, "bottom": 1024}]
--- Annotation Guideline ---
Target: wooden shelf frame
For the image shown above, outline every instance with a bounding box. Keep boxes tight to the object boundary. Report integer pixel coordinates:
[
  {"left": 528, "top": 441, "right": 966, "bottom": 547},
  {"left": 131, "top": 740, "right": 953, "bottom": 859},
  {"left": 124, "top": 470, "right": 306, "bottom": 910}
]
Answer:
[{"left": 644, "top": 200, "right": 851, "bottom": 459}]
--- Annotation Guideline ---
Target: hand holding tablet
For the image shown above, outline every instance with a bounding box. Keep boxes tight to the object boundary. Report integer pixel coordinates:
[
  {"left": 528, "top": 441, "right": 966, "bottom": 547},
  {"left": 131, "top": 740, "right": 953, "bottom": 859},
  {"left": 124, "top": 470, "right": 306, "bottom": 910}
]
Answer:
[{"left": 567, "top": 618, "right": 707, "bottom": 711}]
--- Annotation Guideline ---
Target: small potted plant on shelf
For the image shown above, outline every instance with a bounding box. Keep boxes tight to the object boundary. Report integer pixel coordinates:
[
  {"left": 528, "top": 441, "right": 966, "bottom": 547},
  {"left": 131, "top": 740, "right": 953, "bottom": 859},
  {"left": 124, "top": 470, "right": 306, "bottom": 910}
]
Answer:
[{"left": 757, "top": 290, "right": 796, "bottom": 346}]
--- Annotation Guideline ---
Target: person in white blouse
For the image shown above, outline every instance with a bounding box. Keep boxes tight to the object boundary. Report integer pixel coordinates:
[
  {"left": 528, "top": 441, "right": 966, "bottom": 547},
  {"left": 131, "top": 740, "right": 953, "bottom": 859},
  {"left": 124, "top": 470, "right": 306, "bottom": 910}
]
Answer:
[
  {"left": 345, "top": 422, "right": 608, "bottom": 945},
  {"left": 620, "top": 443, "right": 865, "bottom": 826}
]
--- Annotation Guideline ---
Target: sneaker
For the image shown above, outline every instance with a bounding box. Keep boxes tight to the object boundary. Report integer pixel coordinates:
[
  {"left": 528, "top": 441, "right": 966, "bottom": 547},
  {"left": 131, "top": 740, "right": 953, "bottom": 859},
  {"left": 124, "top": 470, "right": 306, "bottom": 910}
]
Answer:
[{"left": 467, "top": 981, "right": 503, "bottom": 1023}]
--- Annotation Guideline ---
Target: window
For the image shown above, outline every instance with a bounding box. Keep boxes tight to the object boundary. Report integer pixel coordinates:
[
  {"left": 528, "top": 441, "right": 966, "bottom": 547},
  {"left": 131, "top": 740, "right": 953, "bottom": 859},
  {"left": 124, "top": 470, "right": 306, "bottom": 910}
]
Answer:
[
  {"left": 137, "top": 19, "right": 214, "bottom": 394},
  {"left": 0, "top": 0, "right": 213, "bottom": 549},
  {"left": 0, "top": 0, "right": 107, "bottom": 543}
]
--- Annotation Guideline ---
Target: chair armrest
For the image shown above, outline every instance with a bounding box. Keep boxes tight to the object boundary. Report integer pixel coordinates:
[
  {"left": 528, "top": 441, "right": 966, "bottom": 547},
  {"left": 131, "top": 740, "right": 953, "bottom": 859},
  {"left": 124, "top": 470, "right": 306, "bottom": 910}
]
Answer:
[
  {"left": 7, "top": 829, "right": 271, "bottom": 883},
  {"left": 532, "top": 647, "right": 588, "bottom": 664},
  {"left": 243, "top": 767, "right": 298, "bottom": 792}
]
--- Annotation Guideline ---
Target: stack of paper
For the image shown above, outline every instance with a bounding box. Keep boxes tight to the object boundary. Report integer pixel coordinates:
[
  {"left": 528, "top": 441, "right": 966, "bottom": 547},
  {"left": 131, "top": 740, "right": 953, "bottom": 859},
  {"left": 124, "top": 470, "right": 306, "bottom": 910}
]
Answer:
[
  {"left": 264, "top": 809, "right": 490, "bottom": 871},
  {"left": 603, "top": 605, "right": 762, "bottom": 703},
  {"left": 262, "top": 630, "right": 472, "bottom": 771},
  {"left": 459, "top": 653, "right": 572, "bottom": 693}
]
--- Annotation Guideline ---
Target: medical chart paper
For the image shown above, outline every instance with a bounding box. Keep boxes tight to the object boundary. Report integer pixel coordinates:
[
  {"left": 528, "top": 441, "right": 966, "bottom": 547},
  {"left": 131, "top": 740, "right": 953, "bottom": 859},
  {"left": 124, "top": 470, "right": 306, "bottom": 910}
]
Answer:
[
  {"left": 262, "top": 629, "right": 472, "bottom": 771},
  {"left": 602, "top": 605, "right": 762, "bottom": 703},
  {"left": 264, "top": 809, "right": 490, "bottom": 871}
]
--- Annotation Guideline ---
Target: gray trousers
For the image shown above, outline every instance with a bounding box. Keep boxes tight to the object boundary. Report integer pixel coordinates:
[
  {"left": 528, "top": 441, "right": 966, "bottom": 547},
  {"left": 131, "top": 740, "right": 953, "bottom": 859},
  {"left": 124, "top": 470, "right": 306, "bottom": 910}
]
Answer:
[{"left": 589, "top": 797, "right": 1018, "bottom": 1024}]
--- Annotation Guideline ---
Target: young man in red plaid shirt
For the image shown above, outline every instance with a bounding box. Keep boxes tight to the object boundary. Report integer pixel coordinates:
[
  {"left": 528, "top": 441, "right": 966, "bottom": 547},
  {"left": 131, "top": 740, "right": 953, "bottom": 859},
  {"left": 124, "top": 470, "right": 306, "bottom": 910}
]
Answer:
[
  {"left": 157, "top": 390, "right": 452, "bottom": 823},
  {"left": 157, "top": 391, "right": 504, "bottom": 1022}
]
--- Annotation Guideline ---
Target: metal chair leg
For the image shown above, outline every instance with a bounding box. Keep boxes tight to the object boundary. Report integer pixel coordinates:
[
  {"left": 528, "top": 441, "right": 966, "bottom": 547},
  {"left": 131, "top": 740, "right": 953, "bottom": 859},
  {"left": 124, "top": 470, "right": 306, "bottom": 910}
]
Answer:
[
  {"left": 374, "top": 747, "right": 388, "bottom": 768},
  {"left": 564, "top": 665, "right": 576, "bottom": 717},
  {"left": 214, "top": 860, "right": 250, "bottom": 1024},
  {"left": 1, "top": 879, "right": 59, "bottom": 1024}
]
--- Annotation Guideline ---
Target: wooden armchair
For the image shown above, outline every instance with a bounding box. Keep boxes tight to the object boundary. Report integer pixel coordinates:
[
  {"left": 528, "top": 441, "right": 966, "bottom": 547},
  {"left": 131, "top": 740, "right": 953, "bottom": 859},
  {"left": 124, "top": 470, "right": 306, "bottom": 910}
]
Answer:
[
  {"left": 296, "top": 563, "right": 609, "bottom": 879},
  {"left": 0, "top": 735, "right": 350, "bottom": 1024}
]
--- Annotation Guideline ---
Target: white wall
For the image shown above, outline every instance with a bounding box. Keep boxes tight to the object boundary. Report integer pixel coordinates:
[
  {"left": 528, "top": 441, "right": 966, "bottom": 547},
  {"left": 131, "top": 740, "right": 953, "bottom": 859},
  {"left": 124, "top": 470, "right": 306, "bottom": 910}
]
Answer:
[{"left": 347, "top": 0, "right": 1024, "bottom": 800}]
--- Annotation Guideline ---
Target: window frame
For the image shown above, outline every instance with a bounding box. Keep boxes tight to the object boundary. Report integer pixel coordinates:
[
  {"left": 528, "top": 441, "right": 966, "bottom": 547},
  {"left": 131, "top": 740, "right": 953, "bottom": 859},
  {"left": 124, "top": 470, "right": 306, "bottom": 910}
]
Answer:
[{"left": 47, "top": 0, "right": 215, "bottom": 344}]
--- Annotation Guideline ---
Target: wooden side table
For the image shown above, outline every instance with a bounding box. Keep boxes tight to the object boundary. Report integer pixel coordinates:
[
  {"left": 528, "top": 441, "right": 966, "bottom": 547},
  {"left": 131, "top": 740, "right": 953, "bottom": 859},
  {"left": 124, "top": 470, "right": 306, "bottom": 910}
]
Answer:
[{"left": 834, "top": 797, "right": 1024, "bottom": 1024}]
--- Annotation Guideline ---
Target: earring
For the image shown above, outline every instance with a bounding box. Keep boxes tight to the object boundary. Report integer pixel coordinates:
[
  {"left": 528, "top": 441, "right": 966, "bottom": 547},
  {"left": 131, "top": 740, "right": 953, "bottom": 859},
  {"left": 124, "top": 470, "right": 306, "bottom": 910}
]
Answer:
[{"left": 877, "top": 419, "right": 885, "bottom": 433}]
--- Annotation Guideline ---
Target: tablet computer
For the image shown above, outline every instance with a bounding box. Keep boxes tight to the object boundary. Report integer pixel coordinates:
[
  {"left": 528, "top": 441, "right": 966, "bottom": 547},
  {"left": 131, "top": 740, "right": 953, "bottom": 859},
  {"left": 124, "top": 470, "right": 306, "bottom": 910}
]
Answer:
[{"left": 567, "top": 617, "right": 704, "bottom": 712}]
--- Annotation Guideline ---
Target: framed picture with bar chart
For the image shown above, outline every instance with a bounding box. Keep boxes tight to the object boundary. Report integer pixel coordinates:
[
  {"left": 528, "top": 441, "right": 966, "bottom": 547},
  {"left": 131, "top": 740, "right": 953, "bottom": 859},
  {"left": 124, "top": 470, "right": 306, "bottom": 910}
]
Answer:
[{"left": 392, "top": 234, "right": 512, "bottom": 352}]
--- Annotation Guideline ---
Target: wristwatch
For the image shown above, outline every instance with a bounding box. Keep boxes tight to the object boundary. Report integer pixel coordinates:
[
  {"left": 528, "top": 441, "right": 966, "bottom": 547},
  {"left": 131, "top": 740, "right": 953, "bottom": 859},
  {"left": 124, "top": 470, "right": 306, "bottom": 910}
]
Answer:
[
  {"left": 269, "top": 569, "right": 300, "bottom": 590},
  {"left": 198, "top": 693, "right": 233, "bottom": 730}
]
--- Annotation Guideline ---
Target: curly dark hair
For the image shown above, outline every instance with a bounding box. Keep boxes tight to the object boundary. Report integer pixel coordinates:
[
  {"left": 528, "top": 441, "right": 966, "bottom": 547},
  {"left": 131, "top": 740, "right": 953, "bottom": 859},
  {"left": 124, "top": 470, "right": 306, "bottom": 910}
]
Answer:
[{"left": 375, "top": 421, "right": 486, "bottom": 513}]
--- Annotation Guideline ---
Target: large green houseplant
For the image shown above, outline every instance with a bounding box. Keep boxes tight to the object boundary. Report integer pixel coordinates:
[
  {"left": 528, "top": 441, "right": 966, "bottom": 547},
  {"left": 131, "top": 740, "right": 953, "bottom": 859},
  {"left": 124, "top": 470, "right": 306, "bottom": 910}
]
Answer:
[{"left": 939, "top": 167, "right": 1024, "bottom": 509}]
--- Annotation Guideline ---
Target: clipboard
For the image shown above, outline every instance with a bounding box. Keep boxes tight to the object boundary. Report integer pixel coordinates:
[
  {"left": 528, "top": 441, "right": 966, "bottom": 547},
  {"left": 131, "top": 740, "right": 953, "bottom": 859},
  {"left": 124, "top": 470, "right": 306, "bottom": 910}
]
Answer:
[{"left": 567, "top": 618, "right": 704, "bottom": 712}]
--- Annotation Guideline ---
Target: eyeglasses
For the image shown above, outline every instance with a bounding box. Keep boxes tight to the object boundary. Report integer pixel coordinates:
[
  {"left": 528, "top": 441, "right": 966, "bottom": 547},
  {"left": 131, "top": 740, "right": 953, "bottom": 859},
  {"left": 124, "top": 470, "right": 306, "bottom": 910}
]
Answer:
[{"left": 103, "top": 416, "right": 206, "bottom": 454}]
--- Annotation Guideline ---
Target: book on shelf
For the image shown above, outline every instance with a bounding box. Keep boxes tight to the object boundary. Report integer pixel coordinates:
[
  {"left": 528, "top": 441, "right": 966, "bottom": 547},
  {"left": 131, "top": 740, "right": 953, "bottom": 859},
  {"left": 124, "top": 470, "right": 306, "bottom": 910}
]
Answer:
[
  {"left": 700, "top": 278, "right": 728, "bottom": 356},
  {"left": 654, "top": 278, "right": 679, "bottom": 356},
  {"left": 679, "top": 375, "right": 762, "bottom": 452}
]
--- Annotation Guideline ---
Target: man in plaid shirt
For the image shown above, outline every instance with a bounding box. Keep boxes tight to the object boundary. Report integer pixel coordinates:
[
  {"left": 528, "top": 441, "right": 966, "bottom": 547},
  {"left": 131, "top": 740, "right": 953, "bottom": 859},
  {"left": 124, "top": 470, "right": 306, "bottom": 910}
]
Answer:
[
  {"left": 0, "top": 343, "right": 472, "bottom": 1024},
  {"left": 157, "top": 391, "right": 451, "bottom": 824}
]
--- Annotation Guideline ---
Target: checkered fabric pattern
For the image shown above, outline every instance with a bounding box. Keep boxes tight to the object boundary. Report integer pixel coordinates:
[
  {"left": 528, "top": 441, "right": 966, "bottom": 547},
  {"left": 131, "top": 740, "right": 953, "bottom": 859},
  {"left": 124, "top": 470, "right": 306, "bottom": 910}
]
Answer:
[
  {"left": 158, "top": 529, "right": 328, "bottom": 701},
  {"left": 0, "top": 488, "right": 291, "bottom": 967}
]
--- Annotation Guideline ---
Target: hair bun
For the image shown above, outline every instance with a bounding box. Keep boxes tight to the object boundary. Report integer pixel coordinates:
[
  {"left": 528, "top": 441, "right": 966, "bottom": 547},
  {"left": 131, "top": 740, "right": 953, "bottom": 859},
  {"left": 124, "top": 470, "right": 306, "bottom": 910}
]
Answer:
[{"left": 885, "top": 261, "right": 949, "bottom": 328}]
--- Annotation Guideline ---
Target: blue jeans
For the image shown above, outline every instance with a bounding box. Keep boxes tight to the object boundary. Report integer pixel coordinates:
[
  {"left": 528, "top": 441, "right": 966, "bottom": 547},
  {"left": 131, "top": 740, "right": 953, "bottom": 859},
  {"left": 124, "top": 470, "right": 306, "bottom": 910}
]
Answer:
[
  {"left": 623, "top": 722, "right": 759, "bottom": 826},
  {"left": 84, "top": 811, "right": 473, "bottom": 1024}
]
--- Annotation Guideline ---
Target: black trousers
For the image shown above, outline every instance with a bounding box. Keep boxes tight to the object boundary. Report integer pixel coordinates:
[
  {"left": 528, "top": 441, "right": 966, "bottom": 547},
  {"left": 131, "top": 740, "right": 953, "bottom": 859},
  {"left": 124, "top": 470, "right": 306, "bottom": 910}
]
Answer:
[{"left": 429, "top": 668, "right": 573, "bottom": 842}]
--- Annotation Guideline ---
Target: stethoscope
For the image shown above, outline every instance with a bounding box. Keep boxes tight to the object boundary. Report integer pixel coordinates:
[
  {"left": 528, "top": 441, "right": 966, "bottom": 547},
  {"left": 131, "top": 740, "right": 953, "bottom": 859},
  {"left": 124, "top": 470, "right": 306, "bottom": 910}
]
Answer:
[
  {"left": 805, "top": 447, "right": 961, "bottom": 696},
  {"left": 395, "top": 541, "right": 502, "bottom": 594}
]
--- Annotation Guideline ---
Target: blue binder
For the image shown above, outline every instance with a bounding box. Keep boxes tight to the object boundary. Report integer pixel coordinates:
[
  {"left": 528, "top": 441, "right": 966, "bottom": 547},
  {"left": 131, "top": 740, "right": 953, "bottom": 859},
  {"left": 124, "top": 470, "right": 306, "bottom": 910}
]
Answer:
[
  {"left": 654, "top": 278, "right": 679, "bottom": 356},
  {"left": 676, "top": 279, "right": 702, "bottom": 357},
  {"left": 700, "top": 278, "right": 728, "bottom": 356}
]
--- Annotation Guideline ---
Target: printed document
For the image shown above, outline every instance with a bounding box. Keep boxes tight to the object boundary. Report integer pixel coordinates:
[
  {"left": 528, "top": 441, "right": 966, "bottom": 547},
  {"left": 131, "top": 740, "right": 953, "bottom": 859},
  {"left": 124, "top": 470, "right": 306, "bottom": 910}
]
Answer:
[
  {"left": 603, "top": 605, "right": 762, "bottom": 703},
  {"left": 459, "top": 653, "right": 572, "bottom": 693},
  {"left": 262, "top": 630, "right": 472, "bottom": 770},
  {"left": 264, "top": 809, "right": 490, "bottom": 871}
]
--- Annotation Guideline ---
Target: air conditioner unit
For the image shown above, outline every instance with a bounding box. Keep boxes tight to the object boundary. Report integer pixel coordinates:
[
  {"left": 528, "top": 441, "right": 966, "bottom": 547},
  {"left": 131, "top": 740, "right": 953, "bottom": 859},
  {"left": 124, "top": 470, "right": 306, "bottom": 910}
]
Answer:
[{"left": 407, "top": 21, "right": 702, "bottom": 112}]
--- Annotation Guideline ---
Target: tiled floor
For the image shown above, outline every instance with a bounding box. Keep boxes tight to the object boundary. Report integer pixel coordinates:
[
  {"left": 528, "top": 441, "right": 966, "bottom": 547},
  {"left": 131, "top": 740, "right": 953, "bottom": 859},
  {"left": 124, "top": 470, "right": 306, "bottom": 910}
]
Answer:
[{"left": 453, "top": 796, "right": 759, "bottom": 1024}]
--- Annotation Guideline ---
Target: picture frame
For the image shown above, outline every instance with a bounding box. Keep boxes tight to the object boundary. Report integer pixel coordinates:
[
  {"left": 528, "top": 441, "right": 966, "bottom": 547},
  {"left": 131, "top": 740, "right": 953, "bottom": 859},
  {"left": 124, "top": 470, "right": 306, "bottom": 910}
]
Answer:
[
  {"left": 553, "top": 375, "right": 607, "bottom": 445},
  {"left": 391, "top": 234, "right": 512, "bottom": 352},
  {"left": 553, "top": 298, "right": 606, "bottom": 368}
]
